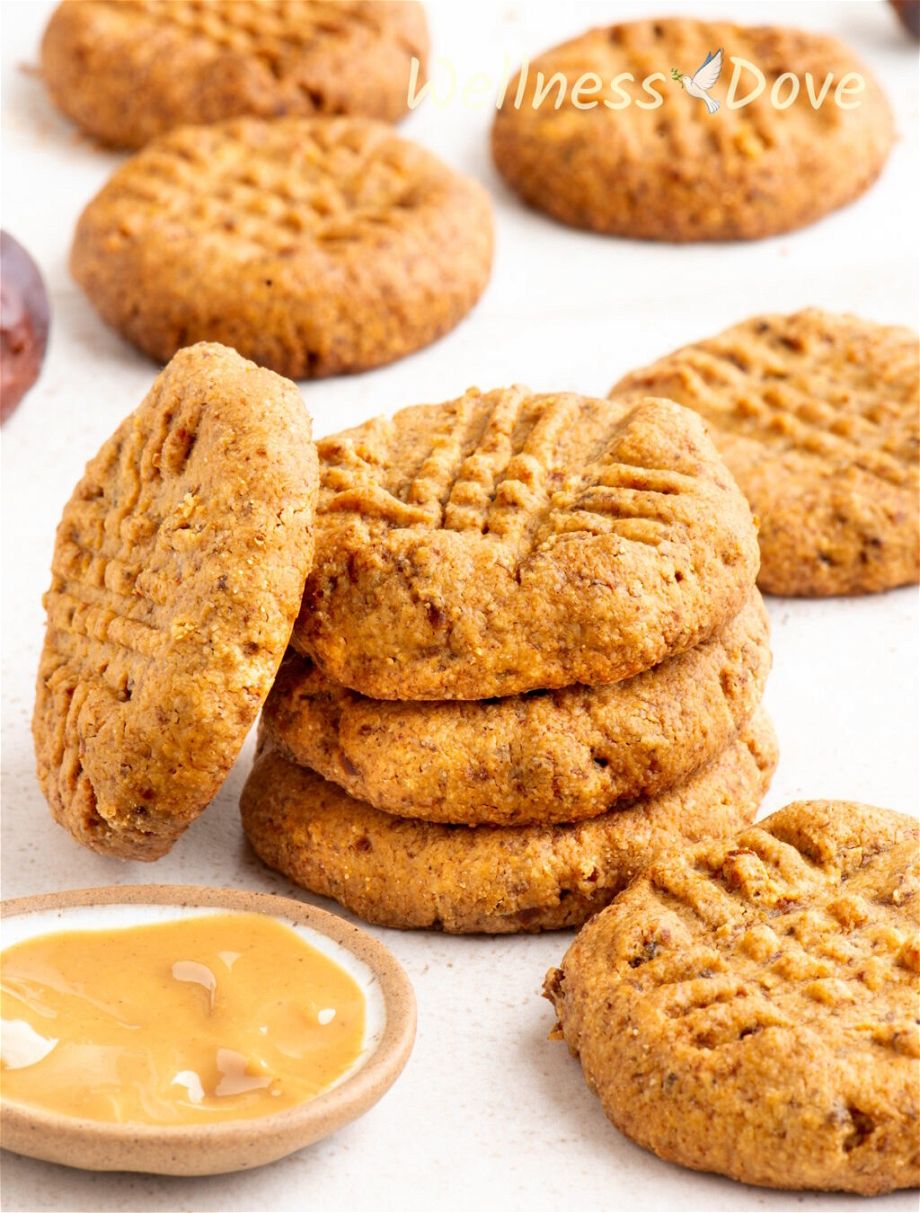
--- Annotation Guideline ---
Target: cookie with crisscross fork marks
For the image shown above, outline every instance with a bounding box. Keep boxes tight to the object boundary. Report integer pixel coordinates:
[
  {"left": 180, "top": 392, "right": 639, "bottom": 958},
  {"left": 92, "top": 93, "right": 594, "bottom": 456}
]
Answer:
[
  {"left": 33, "top": 343, "right": 318, "bottom": 860},
  {"left": 266, "top": 591, "right": 770, "bottom": 824},
  {"left": 613, "top": 310, "right": 920, "bottom": 595},
  {"left": 42, "top": 0, "right": 429, "bottom": 149},
  {"left": 241, "top": 710, "right": 777, "bottom": 934},
  {"left": 70, "top": 117, "right": 493, "bottom": 380},
  {"left": 491, "top": 18, "right": 893, "bottom": 241},
  {"left": 292, "top": 387, "right": 759, "bottom": 699},
  {"left": 545, "top": 800, "right": 920, "bottom": 1193}
]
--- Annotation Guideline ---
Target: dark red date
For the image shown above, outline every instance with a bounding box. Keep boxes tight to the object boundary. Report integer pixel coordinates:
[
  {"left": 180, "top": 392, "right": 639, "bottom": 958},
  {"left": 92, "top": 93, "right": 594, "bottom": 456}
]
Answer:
[
  {"left": 890, "top": 0, "right": 920, "bottom": 39},
  {"left": 1, "top": 231, "right": 50, "bottom": 422}
]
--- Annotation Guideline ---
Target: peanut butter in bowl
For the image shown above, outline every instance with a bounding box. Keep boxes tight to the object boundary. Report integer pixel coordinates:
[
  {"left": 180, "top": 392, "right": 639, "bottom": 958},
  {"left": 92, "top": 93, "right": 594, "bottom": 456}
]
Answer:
[{"left": 0, "top": 886, "right": 416, "bottom": 1175}]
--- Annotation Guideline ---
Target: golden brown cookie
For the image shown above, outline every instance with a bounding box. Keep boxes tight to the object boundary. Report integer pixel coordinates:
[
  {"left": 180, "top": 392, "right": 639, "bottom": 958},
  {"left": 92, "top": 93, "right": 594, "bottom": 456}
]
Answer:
[
  {"left": 266, "top": 592, "right": 770, "bottom": 825},
  {"left": 33, "top": 343, "right": 318, "bottom": 861},
  {"left": 545, "top": 800, "right": 920, "bottom": 1194},
  {"left": 292, "top": 388, "right": 759, "bottom": 699},
  {"left": 240, "top": 711, "right": 777, "bottom": 934},
  {"left": 492, "top": 19, "right": 894, "bottom": 241},
  {"left": 42, "top": 0, "right": 429, "bottom": 149},
  {"left": 613, "top": 311, "right": 920, "bottom": 596},
  {"left": 70, "top": 117, "right": 493, "bottom": 379}
]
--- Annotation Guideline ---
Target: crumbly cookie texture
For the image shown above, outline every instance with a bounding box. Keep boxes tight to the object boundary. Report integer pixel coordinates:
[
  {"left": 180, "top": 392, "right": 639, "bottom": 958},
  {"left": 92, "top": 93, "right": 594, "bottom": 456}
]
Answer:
[
  {"left": 266, "top": 592, "right": 770, "bottom": 825},
  {"left": 240, "top": 711, "right": 777, "bottom": 934},
  {"left": 42, "top": 0, "right": 429, "bottom": 148},
  {"left": 492, "top": 18, "right": 894, "bottom": 241},
  {"left": 292, "top": 388, "right": 759, "bottom": 699},
  {"left": 70, "top": 117, "right": 493, "bottom": 380},
  {"left": 545, "top": 801, "right": 920, "bottom": 1194},
  {"left": 33, "top": 343, "right": 318, "bottom": 861},
  {"left": 613, "top": 310, "right": 920, "bottom": 596}
]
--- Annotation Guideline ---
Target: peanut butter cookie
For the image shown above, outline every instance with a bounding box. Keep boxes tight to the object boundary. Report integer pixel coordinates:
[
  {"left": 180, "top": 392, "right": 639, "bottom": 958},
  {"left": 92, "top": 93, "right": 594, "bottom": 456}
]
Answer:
[
  {"left": 42, "top": 0, "right": 429, "bottom": 149},
  {"left": 33, "top": 343, "right": 318, "bottom": 861},
  {"left": 545, "top": 800, "right": 920, "bottom": 1194},
  {"left": 240, "top": 711, "right": 777, "bottom": 934},
  {"left": 613, "top": 311, "right": 920, "bottom": 595},
  {"left": 492, "top": 19, "right": 894, "bottom": 241},
  {"left": 292, "top": 388, "right": 759, "bottom": 699},
  {"left": 70, "top": 117, "right": 493, "bottom": 379},
  {"left": 266, "top": 592, "right": 770, "bottom": 825}
]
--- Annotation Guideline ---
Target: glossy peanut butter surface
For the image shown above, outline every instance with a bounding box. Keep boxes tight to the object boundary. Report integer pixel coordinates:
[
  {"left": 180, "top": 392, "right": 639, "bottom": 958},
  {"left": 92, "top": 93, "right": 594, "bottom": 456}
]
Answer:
[{"left": 0, "top": 912, "right": 366, "bottom": 1125}]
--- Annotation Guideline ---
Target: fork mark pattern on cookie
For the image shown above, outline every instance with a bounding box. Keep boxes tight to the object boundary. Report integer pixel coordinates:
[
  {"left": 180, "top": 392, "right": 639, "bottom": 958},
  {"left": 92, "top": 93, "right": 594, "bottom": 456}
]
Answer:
[
  {"left": 104, "top": 121, "right": 432, "bottom": 259},
  {"left": 33, "top": 344, "right": 318, "bottom": 860},
  {"left": 615, "top": 313, "right": 919, "bottom": 489},
  {"left": 493, "top": 18, "right": 892, "bottom": 243},
  {"left": 299, "top": 385, "right": 759, "bottom": 697},
  {"left": 546, "top": 803, "right": 920, "bottom": 1193},
  {"left": 114, "top": 1, "right": 390, "bottom": 76},
  {"left": 626, "top": 811, "right": 919, "bottom": 1054},
  {"left": 318, "top": 391, "right": 723, "bottom": 554}
]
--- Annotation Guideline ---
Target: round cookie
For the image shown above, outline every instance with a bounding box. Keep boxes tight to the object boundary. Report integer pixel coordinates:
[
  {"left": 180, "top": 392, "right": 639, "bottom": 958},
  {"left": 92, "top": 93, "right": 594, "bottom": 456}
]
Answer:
[
  {"left": 613, "top": 311, "right": 920, "bottom": 596},
  {"left": 33, "top": 343, "right": 318, "bottom": 861},
  {"left": 70, "top": 117, "right": 494, "bottom": 379},
  {"left": 42, "top": 0, "right": 429, "bottom": 149},
  {"left": 292, "top": 387, "right": 759, "bottom": 699},
  {"left": 240, "top": 711, "right": 777, "bottom": 934},
  {"left": 544, "top": 801, "right": 920, "bottom": 1194},
  {"left": 266, "top": 592, "right": 770, "bottom": 825},
  {"left": 491, "top": 19, "right": 894, "bottom": 241}
]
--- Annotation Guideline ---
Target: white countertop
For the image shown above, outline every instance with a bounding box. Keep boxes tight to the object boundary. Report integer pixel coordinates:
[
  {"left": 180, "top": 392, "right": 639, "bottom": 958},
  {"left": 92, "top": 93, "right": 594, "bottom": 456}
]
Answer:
[{"left": 2, "top": 1, "right": 918, "bottom": 1210}]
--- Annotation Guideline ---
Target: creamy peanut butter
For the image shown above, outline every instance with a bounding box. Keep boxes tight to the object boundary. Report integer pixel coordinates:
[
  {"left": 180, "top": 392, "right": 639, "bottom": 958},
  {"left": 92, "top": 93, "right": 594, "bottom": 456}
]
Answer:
[{"left": 0, "top": 913, "right": 365, "bottom": 1125}]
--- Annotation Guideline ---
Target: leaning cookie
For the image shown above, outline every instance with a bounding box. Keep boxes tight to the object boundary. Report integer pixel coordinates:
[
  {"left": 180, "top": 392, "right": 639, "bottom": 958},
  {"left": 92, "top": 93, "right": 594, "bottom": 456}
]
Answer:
[
  {"left": 42, "top": 0, "right": 429, "bottom": 148},
  {"left": 545, "top": 800, "right": 920, "bottom": 1194},
  {"left": 613, "top": 310, "right": 920, "bottom": 596},
  {"left": 70, "top": 117, "right": 493, "bottom": 379},
  {"left": 241, "top": 711, "right": 777, "bottom": 934},
  {"left": 293, "top": 388, "right": 759, "bottom": 699},
  {"left": 265, "top": 591, "right": 770, "bottom": 825},
  {"left": 492, "top": 18, "right": 893, "bottom": 241},
  {"left": 33, "top": 343, "right": 318, "bottom": 860}
]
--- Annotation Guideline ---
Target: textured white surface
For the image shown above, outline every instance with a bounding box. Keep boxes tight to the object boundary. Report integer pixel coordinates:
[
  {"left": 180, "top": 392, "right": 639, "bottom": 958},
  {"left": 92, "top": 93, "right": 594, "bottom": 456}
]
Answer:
[{"left": 1, "top": 1, "right": 918, "bottom": 1209}]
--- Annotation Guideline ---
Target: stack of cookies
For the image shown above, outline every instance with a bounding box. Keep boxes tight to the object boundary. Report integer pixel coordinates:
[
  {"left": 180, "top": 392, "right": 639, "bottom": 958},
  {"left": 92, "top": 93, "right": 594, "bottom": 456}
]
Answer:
[{"left": 242, "top": 385, "right": 779, "bottom": 933}]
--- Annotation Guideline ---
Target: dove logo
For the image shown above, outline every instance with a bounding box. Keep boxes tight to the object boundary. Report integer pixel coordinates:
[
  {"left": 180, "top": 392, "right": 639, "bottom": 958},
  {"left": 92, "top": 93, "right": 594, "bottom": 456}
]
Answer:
[
  {"left": 669, "top": 48, "right": 867, "bottom": 114},
  {"left": 671, "top": 49, "right": 723, "bottom": 114}
]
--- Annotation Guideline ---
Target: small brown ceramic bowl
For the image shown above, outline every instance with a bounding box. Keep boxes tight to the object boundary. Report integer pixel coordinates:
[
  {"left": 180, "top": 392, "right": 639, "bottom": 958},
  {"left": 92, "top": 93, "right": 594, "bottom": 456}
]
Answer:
[{"left": 0, "top": 885, "right": 416, "bottom": 1175}]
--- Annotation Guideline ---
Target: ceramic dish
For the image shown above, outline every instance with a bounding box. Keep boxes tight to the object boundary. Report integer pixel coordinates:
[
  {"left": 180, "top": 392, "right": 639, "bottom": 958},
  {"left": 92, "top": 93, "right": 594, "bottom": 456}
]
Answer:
[{"left": 0, "top": 885, "right": 416, "bottom": 1175}]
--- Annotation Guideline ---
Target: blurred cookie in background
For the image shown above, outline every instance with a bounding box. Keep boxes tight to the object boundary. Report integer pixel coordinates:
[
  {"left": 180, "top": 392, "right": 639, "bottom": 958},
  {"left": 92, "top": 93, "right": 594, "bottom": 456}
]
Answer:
[
  {"left": 492, "top": 18, "right": 894, "bottom": 241},
  {"left": 41, "top": 0, "right": 429, "bottom": 149}
]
